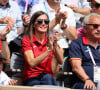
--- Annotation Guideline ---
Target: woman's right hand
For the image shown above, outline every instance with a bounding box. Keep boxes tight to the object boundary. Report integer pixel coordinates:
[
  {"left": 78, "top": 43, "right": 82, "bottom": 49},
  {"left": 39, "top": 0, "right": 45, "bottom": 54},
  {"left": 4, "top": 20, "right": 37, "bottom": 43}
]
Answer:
[
  {"left": 47, "top": 37, "right": 54, "bottom": 51},
  {"left": 84, "top": 79, "right": 96, "bottom": 89}
]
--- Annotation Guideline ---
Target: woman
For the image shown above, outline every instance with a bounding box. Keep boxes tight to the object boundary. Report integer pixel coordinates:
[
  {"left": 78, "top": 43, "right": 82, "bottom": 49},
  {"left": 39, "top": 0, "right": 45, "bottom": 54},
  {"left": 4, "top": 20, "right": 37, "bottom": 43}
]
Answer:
[{"left": 22, "top": 11, "right": 64, "bottom": 86}]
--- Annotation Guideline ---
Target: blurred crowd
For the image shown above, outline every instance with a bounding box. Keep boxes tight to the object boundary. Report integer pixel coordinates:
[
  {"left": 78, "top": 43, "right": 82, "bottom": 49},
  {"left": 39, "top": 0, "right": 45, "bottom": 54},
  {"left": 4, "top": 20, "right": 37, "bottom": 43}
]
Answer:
[{"left": 0, "top": 0, "right": 100, "bottom": 89}]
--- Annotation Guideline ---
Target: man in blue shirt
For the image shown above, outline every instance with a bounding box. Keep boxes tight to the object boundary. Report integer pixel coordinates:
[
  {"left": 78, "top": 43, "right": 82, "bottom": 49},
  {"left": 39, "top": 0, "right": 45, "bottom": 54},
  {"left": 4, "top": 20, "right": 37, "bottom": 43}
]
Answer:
[
  {"left": 69, "top": 13, "right": 100, "bottom": 89},
  {"left": 0, "top": 0, "right": 22, "bottom": 43}
]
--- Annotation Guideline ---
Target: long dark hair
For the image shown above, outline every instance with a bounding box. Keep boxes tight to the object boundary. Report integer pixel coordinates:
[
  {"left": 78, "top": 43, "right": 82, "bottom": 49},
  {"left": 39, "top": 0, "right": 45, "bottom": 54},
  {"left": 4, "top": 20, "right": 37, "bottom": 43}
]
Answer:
[{"left": 25, "top": 11, "right": 49, "bottom": 42}]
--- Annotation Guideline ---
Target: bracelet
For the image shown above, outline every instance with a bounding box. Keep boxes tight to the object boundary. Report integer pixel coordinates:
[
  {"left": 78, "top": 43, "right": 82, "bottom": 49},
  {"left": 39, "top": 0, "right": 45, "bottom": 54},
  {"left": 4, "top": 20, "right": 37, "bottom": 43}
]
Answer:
[
  {"left": 1, "top": 37, "right": 6, "bottom": 41},
  {"left": 23, "top": 23, "right": 28, "bottom": 27},
  {"left": 61, "top": 24, "right": 68, "bottom": 30},
  {"left": 85, "top": 78, "right": 91, "bottom": 82}
]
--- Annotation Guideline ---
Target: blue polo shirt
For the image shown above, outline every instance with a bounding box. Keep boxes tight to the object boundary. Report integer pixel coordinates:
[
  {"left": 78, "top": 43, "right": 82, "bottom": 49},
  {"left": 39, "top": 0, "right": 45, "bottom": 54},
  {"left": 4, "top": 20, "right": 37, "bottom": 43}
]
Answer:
[{"left": 69, "top": 36, "right": 100, "bottom": 81}]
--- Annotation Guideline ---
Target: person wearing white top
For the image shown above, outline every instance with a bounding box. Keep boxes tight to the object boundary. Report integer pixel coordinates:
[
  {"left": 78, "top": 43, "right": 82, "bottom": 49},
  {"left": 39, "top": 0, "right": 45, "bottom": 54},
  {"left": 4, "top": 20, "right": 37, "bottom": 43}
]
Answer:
[
  {"left": 61, "top": 0, "right": 91, "bottom": 28},
  {"left": 0, "top": 55, "right": 17, "bottom": 85}
]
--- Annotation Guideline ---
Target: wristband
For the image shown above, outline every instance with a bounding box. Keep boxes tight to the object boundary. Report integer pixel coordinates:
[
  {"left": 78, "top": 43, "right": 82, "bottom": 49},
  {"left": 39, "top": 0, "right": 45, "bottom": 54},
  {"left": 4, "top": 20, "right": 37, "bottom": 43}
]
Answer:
[
  {"left": 1, "top": 37, "right": 6, "bottom": 41},
  {"left": 85, "top": 78, "right": 91, "bottom": 82},
  {"left": 61, "top": 24, "right": 68, "bottom": 30},
  {"left": 23, "top": 23, "right": 28, "bottom": 27}
]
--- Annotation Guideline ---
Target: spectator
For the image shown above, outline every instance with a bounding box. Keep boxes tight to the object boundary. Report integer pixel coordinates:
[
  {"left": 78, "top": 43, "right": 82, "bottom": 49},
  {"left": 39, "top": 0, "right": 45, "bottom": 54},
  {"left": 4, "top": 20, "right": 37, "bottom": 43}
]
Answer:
[
  {"left": 30, "top": 0, "right": 77, "bottom": 59},
  {"left": 0, "top": 23, "right": 14, "bottom": 63},
  {"left": 77, "top": 0, "right": 100, "bottom": 38},
  {"left": 9, "top": 9, "right": 66, "bottom": 85},
  {"left": 0, "top": 23, "right": 17, "bottom": 85},
  {"left": 90, "top": 0, "right": 100, "bottom": 14},
  {"left": 0, "top": 0, "right": 23, "bottom": 43},
  {"left": 61, "top": 0, "right": 91, "bottom": 28},
  {"left": 69, "top": 13, "right": 100, "bottom": 89},
  {"left": 0, "top": 53, "right": 17, "bottom": 85},
  {"left": 9, "top": 14, "right": 30, "bottom": 85},
  {"left": 22, "top": 11, "right": 64, "bottom": 86}
]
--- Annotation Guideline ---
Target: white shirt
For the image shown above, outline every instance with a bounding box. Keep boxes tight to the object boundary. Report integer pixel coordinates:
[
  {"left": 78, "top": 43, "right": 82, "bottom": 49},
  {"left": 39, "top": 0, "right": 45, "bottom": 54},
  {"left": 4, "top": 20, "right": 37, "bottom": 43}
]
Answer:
[
  {"left": 30, "top": 1, "right": 76, "bottom": 48},
  {"left": 0, "top": 71, "right": 10, "bottom": 85}
]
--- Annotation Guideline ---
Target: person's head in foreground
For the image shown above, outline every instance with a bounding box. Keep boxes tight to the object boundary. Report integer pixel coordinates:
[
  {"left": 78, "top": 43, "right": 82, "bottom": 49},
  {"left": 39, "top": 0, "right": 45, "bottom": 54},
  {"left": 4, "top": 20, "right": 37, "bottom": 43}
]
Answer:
[
  {"left": 90, "top": 0, "right": 100, "bottom": 14},
  {"left": 83, "top": 13, "right": 100, "bottom": 40}
]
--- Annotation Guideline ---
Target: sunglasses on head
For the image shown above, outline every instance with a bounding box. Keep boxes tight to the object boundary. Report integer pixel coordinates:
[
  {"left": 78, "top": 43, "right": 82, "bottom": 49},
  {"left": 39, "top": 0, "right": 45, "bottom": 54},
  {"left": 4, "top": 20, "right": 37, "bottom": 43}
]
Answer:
[
  {"left": 86, "top": 24, "right": 100, "bottom": 29},
  {"left": 36, "top": 19, "right": 49, "bottom": 25},
  {"left": 90, "top": 3, "right": 100, "bottom": 8}
]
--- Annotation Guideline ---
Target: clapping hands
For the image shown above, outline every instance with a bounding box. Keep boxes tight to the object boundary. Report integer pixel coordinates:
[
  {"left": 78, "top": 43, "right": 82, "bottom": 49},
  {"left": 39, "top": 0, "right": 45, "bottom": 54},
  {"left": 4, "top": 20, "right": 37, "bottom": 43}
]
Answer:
[
  {"left": 55, "top": 8, "right": 67, "bottom": 24},
  {"left": 47, "top": 31, "right": 60, "bottom": 51},
  {"left": 1, "top": 23, "right": 14, "bottom": 39}
]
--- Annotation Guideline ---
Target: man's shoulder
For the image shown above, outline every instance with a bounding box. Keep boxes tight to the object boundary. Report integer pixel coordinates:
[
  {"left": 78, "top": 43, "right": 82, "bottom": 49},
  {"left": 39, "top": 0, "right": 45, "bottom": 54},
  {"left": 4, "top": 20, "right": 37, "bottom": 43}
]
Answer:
[{"left": 71, "top": 37, "right": 82, "bottom": 45}]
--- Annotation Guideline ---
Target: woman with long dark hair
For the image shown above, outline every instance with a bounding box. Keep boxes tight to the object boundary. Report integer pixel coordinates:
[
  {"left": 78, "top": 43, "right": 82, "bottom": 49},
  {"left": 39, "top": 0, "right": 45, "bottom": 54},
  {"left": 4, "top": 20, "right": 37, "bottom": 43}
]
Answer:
[{"left": 22, "top": 11, "right": 64, "bottom": 86}]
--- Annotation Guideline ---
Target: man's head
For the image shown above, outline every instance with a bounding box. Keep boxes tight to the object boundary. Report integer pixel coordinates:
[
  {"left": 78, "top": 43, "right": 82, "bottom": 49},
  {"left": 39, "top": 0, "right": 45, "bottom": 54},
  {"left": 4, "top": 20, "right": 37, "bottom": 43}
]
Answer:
[
  {"left": 90, "top": 0, "right": 100, "bottom": 14},
  {"left": 83, "top": 13, "right": 100, "bottom": 39},
  {"left": 0, "top": 0, "right": 9, "bottom": 6}
]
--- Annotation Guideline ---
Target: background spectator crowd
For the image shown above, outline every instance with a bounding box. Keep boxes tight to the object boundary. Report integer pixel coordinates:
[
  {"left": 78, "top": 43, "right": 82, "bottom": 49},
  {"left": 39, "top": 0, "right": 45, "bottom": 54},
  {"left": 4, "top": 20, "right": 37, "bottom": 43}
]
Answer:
[{"left": 0, "top": 0, "right": 100, "bottom": 89}]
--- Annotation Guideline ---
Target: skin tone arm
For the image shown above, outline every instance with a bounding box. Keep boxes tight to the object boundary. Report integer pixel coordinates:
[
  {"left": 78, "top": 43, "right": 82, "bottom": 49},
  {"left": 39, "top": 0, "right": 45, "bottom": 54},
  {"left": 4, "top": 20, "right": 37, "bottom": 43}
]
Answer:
[
  {"left": 23, "top": 31, "right": 63, "bottom": 68},
  {"left": 49, "top": 9, "right": 77, "bottom": 40},
  {"left": 21, "top": 14, "right": 30, "bottom": 33},
  {"left": 0, "top": 16, "right": 23, "bottom": 35},
  {"left": 67, "top": 4, "right": 91, "bottom": 15},
  {"left": 0, "top": 16, "right": 15, "bottom": 24},
  {"left": 23, "top": 38, "right": 54, "bottom": 68},
  {"left": 60, "top": 12, "right": 77, "bottom": 40},
  {"left": 64, "top": 26, "right": 77, "bottom": 40},
  {"left": 1, "top": 23, "right": 14, "bottom": 63},
  {"left": 70, "top": 60, "right": 96, "bottom": 89},
  {"left": 53, "top": 31, "right": 64, "bottom": 64}
]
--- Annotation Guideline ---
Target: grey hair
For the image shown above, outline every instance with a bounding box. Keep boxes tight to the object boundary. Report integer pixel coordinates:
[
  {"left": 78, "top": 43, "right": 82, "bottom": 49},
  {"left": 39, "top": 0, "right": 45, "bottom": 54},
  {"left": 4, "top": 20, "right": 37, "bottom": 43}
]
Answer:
[{"left": 83, "top": 13, "right": 100, "bottom": 25}]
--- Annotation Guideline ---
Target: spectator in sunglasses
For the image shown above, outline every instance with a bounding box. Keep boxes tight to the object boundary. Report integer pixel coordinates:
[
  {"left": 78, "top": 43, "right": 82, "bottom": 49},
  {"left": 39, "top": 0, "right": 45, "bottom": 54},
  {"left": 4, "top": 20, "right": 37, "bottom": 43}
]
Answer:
[
  {"left": 68, "top": 13, "right": 100, "bottom": 89},
  {"left": 21, "top": 11, "right": 64, "bottom": 86},
  {"left": 90, "top": 0, "right": 100, "bottom": 15},
  {"left": 77, "top": 0, "right": 100, "bottom": 38},
  {"left": 30, "top": 0, "right": 77, "bottom": 55}
]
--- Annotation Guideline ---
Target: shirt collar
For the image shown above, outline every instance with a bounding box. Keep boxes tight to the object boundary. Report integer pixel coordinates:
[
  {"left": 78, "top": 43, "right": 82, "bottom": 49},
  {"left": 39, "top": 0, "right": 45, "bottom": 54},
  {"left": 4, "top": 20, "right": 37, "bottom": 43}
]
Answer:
[
  {"left": 33, "top": 34, "right": 47, "bottom": 45},
  {"left": 82, "top": 36, "right": 100, "bottom": 45}
]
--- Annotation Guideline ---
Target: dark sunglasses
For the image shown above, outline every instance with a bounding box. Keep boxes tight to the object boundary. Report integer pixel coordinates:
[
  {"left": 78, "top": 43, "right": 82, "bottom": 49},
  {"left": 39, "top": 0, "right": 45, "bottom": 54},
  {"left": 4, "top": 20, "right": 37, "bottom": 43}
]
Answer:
[
  {"left": 90, "top": 3, "right": 100, "bottom": 8},
  {"left": 36, "top": 19, "right": 49, "bottom": 25},
  {"left": 86, "top": 24, "right": 100, "bottom": 29}
]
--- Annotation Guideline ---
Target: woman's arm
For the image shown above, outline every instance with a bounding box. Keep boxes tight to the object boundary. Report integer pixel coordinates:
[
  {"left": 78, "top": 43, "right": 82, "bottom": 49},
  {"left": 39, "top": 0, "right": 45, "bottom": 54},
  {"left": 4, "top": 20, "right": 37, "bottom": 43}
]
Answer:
[
  {"left": 24, "top": 48, "right": 53, "bottom": 68},
  {"left": 53, "top": 31, "right": 64, "bottom": 64},
  {"left": 22, "top": 36, "right": 54, "bottom": 68}
]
